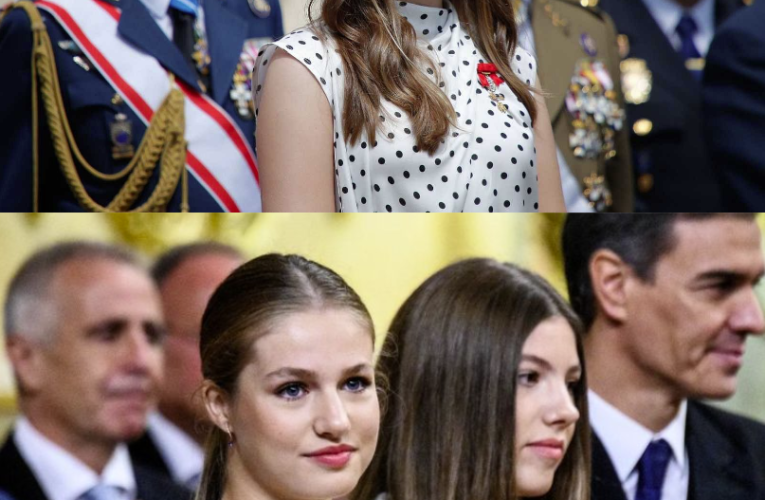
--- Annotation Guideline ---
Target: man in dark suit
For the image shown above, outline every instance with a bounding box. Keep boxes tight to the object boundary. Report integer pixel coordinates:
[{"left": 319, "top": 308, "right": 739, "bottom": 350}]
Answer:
[
  {"left": 562, "top": 214, "right": 765, "bottom": 500},
  {"left": 0, "top": 242, "right": 190, "bottom": 500},
  {"left": 703, "top": 0, "right": 765, "bottom": 211},
  {"left": 129, "top": 242, "right": 242, "bottom": 488},
  {"left": 0, "top": 0, "right": 282, "bottom": 212},
  {"left": 596, "top": 0, "right": 746, "bottom": 211}
]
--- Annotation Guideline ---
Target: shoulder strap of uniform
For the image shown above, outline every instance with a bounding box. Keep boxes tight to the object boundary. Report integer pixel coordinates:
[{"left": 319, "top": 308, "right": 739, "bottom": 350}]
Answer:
[{"left": 3, "top": 1, "right": 189, "bottom": 212}]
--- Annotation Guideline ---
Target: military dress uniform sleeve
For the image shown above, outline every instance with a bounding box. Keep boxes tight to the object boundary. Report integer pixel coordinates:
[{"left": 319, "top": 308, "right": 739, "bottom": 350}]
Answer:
[{"left": 0, "top": 7, "right": 49, "bottom": 211}]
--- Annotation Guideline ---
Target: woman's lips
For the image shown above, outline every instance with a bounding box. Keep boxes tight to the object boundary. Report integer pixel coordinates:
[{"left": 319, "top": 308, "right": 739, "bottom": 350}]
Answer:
[
  {"left": 526, "top": 439, "right": 565, "bottom": 460},
  {"left": 304, "top": 445, "right": 356, "bottom": 468}
]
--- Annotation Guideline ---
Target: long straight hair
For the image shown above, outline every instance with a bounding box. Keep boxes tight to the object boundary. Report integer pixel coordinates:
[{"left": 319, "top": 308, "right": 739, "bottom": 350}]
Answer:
[
  {"left": 194, "top": 254, "right": 375, "bottom": 500},
  {"left": 308, "top": 0, "right": 537, "bottom": 155},
  {"left": 352, "top": 258, "right": 590, "bottom": 500}
]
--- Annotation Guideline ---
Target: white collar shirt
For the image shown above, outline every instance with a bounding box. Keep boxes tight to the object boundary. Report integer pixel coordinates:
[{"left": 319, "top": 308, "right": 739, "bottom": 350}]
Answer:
[
  {"left": 146, "top": 412, "right": 204, "bottom": 486},
  {"left": 588, "top": 390, "right": 689, "bottom": 500},
  {"left": 137, "top": 0, "right": 206, "bottom": 41},
  {"left": 13, "top": 418, "right": 136, "bottom": 500},
  {"left": 641, "top": 0, "right": 716, "bottom": 57}
]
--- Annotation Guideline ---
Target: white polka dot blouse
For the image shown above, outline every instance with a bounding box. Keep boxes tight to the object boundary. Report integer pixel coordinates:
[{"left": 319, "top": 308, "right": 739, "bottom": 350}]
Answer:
[{"left": 253, "top": 1, "right": 540, "bottom": 212}]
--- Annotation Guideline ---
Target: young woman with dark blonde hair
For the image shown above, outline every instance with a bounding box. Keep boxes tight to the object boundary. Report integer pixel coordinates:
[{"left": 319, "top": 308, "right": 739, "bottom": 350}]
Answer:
[
  {"left": 252, "top": 0, "right": 564, "bottom": 213},
  {"left": 195, "top": 254, "right": 381, "bottom": 500},
  {"left": 353, "top": 258, "right": 590, "bottom": 500}
]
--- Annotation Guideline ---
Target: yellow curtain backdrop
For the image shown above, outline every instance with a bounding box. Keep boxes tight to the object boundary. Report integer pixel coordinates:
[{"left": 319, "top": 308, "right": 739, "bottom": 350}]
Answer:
[{"left": 0, "top": 213, "right": 763, "bottom": 434}]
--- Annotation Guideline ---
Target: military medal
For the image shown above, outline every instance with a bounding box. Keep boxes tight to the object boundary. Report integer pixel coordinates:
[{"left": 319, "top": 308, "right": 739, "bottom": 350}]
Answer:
[
  {"left": 248, "top": 0, "right": 271, "bottom": 18},
  {"left": 582, "top": 173, "right": 613, "bottom": 211},
  {"left": 229, "top": 40, "right": 262, "bottom": 118},
  {"left": 580, "top": 33, "right": 597, "bottom": 57},
  {"left": 110, "top": 113, "right": 135, "bottom": 160},
  {"left": 192, "top": 16, "right": 211, "bottom": 77},
  {"left": 620, "top": 58, "right": 652, "bottom": 105},
  {"left": 477, "top": 63, "right": 510, "bottom": 114}
]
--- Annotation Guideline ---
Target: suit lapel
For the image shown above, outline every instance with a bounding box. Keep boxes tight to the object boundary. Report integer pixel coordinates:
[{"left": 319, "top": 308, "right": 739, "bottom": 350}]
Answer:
[
  {"left": 686, "top": 403, "right": 755, "bottom": 500},
  {"left": 591, "top": 432, "right": 629, "bottom": 500},
  {"left": 715, "top": 0, "right": 743, "bottom": 27},
  {"left": 116, "top": 0, "right": 202, "bottom": 92},
  {"left": 204, "top": 0, "right": 247, "bottom": 105},
  {"left": 530, "top": 0, "right": 575, "bottom": 120},
  {"left": 0, "top": 435, "right": 49, "bottom": 500}
]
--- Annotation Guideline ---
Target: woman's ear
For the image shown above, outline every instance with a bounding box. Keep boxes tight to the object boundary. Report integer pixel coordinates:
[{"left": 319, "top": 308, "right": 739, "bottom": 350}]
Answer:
[{"left": 201, "top": 379, "right": 233, "bottom": 434}]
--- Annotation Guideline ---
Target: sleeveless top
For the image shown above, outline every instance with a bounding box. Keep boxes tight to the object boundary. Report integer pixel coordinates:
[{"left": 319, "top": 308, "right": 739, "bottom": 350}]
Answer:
[{"left": 253, "top": 1, "right": 540, "bottom": 212}]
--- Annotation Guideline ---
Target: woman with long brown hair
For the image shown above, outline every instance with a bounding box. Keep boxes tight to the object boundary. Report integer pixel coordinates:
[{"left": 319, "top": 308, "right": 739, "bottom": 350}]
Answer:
[
  {"left": 252, "top": 0, "right": 564, "bottom": 213},
  {"left": 353, "top": 258, "right": 590, "bottom": 500},
  {"left": 195, "top": 254, "right": 381, "bottom": 500}
]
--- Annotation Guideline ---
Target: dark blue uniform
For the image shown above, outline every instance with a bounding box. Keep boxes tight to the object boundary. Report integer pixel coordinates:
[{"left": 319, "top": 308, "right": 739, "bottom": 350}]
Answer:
[
  {"left": 704, "top": 0, "right": 765, "bottom": 211},
  {"left": 0, "top": 0, "right": 282, "bottom": 211},
  {"left": 597, "top": 0, "right": 743, "bottom": 212}
]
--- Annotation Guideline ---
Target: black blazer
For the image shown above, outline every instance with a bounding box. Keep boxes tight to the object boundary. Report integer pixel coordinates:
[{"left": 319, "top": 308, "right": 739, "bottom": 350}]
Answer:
[
  {"left": 592, "top": 401, "right": 765, "bottom": 500},
  {"left": 596, "top": 0, "right": 743, "bottom": 212},
  {"left": 128, "top": 432, "right": 174, "bottom": 483},
  {"left": 703, "top": 0, "right": 765, "bottom": 211},
  {"left": 0, "top": 433, "right": 192, "bottom": 500}
]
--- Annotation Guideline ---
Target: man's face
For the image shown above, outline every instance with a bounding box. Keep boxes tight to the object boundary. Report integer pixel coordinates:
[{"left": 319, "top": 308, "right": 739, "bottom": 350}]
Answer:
[
  {"left": 158, "top": 253, "right": 241, "bottom": 428},
  {"left": 623, "top": 217, "right": 765, "bottom": 400},
  {"left": 30, "top": 258, "right": 165, "bottom": 446}
]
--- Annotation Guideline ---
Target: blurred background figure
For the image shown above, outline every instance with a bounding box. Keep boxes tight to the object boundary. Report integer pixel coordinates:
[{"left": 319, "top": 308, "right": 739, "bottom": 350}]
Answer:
[
  {"left": 0, "top": 242, "right": 189, "bottom": 500},
  {"left": 519, "top": 0, "right": 634, "bottom": 213},
  {"left": 703, "top": 0, "right": 765, "bottom": 211},
  {"left": 597, "top": 0, "right": 748, "bottom": 211},
  {"left": 563, "top": 214, "right": 765, "bottom": 500},
  {"left": 129, "top": 243, "right": 243, "bottom": 489},
  {"left": 0, "top": 0, "right": 283, "bottom": 212}
]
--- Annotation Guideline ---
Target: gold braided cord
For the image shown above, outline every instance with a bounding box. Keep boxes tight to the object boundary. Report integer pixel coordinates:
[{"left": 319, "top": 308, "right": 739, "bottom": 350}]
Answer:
[{"left": 10, "top": 1, "right": 188, "bottom": 212}]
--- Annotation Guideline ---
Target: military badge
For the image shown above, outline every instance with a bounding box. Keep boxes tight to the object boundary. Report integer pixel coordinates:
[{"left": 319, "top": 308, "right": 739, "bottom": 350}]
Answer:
[
  {"left": 229, "top": 39, "right": 264, "bottom": 119},
  {"left": 620, "top": 58, "right": 652, "bottom": 105},
  {"left": 565, "top": 59, "right": 624, "bottom": 161},
  {"left": 580, "top": 33, "right": 597, "bottom": 57},
  {"left": 192, "top": 16, "right": 211, "bottom": 77},
  {"left": 110, "top": 113, "right": 135, "bottom": 160},
  {"left": 248, "top": 0, "right": 271, "bottom": 18}
]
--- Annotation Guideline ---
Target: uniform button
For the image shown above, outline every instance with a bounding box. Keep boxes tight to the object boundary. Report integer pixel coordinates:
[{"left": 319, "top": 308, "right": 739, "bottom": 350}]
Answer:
[
  {"left": 638, "top": 173, "right": 654, "bottom": 193},
  {"left": 633, "top": 119, "right": 653, "bottom": 136}
]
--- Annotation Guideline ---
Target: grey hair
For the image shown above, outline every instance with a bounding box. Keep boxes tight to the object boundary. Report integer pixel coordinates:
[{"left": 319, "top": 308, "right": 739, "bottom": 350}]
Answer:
[{"left": 4, "top": 241, "right": 142, "bottom": 343}]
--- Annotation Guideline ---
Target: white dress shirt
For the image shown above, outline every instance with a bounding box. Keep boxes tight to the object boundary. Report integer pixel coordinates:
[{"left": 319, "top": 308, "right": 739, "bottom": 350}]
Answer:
[
  {"left": 13, "top": 418, "right": 137, "bottom": 500},
  {"left": 517, "top": 0, "right": 595, "bottom": 213},
  {"left": 589, "top": 390, "right": 690, "bottom": 500},
  {"left": 641, "top": 0, "right": 716, "bottom": 57},
  {"left": 146, "top": 412, "right": 204, "bottom": 487}
]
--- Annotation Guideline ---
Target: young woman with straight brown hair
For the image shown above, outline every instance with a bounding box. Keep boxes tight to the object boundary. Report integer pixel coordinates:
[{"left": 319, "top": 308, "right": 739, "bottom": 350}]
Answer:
[
  {"left": 195, "top": 254, "right": 381, "bottom": 500},
  {"left": 352, "top": 258, "right": 590, "bottom": 500},
  {"left": 252, "top": 0, "right": 564, "bottom": 213}
]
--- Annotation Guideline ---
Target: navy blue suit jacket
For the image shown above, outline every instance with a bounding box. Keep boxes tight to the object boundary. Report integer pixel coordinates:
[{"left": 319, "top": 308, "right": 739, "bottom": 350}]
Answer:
[
  {"left": 591, "top": 401, "right": 765, "bottom": 500},
  {"left": 703, "top": 0, "right": 765, "bottom": 211},
  {"left": 596, "top": 0, "right": 743, "bottom": 212},
  {"left": 0, "top": 0, "right": 282, "bottom": 211}
]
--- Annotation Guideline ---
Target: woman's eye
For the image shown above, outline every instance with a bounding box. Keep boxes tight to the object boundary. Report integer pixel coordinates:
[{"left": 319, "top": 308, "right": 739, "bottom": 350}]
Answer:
[
  {"left": 517, "top": 371, "right": 539, "bottom": 386},
  {"left": 567, "top": 380, "right": 580, "bottom": 395},
  {"left": 277, "top": 383, "right": 307, "bottom": 400},
  {"left": 344, "top": 376, "right": 370, "bottom": 393}
]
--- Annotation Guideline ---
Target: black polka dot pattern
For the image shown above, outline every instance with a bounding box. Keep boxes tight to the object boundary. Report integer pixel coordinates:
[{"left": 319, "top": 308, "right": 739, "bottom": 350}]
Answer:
[{"left": 253, "top": 1, "right": 538, "bottom": 212}]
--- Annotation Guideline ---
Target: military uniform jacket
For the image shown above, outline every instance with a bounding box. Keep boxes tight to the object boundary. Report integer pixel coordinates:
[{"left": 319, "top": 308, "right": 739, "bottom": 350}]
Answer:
[
  {"left": 0, "top": 0, "right": 283, "bottom": 212},
  {"left": 531, "top": 0, "right": 634, "bottom": 212},
  {"left": 597, "top": 0, "right": 744, "bottom": 212}
]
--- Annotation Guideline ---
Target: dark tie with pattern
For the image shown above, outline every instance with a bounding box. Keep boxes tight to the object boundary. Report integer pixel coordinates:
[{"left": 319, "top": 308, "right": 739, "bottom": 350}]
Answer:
[
  {"left": 635, "top": 439, "right": 673, "bottom": 500},
  {"left": 169, "top": 3, "right": 210, "bottom": 92},
  {"left": 675, "top": 14, "right": 704, "bottom": 80}
]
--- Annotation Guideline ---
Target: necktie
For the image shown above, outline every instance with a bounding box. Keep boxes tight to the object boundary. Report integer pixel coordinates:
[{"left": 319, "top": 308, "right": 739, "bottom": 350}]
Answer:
[
  {"left": 169, "top": 0, "right": 210, "bottom": 91},
  {"left": 635, "top": 439, "right": 672, "bottom": 500},
  {"left": 675, "top": 14, "right": 704, "bottom": 80},
  {"left": 78, "top": 484, "right": 124, "bottom": 500}
]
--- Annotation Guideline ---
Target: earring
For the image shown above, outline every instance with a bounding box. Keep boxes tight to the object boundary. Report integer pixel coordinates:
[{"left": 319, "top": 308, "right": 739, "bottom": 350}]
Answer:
[{"left": 226, "top": 429, "right": 235, "bottom": 447}]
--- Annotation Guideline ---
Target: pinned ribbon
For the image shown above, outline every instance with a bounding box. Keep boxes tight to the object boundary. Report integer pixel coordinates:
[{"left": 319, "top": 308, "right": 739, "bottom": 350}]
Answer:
[{"left": 477, "top": 63, "right": 504, "bottom": 88}]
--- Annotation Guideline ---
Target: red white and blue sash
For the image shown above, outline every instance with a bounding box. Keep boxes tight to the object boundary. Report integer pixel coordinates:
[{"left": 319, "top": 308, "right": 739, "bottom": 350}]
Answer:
[{"left": 37, "top": 0, "right": 261, "bottom": 212}]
